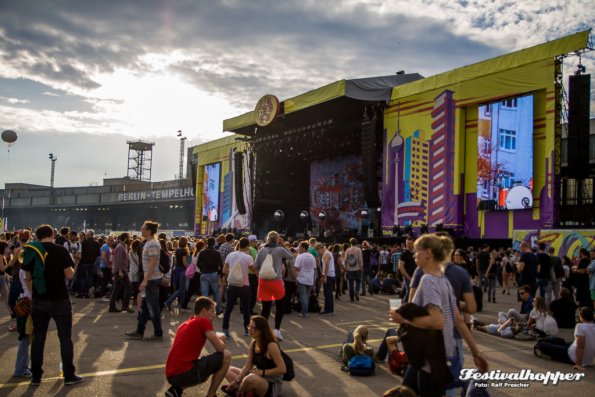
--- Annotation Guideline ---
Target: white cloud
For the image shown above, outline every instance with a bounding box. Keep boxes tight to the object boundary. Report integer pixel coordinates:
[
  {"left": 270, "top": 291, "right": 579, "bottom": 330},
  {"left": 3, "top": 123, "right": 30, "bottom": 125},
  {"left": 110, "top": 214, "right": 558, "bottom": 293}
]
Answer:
[{"left": 0, "top": 96, "right": 29, "bottom": 104}]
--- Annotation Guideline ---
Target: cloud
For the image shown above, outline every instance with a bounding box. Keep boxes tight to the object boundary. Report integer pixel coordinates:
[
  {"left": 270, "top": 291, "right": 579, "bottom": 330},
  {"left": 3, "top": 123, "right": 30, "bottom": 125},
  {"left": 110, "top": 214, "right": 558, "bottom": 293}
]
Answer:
[
  {"left": 0, "top": 96, "right": 29, "bottom": 104},
  {"left": 42, "top": 91, "right": 60, "bottom": 97}
]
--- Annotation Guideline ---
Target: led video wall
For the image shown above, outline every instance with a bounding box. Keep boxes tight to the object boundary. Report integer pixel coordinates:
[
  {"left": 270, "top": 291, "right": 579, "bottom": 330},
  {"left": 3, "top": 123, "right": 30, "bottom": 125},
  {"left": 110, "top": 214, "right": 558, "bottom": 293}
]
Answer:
[
  {"left": 201, "top": 162, "right": 221, "bottom": 222},
  {"left": 477, "top": 95, "right": 534, "bottom": 210}
]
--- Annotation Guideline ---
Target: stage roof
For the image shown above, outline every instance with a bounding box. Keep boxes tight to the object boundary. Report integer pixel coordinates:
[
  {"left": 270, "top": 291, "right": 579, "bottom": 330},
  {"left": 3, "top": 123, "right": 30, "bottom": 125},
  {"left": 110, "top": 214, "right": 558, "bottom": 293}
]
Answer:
[
  {"left": 222, "top": 73, "right": 423, "bottom": 133},
  {"left": 391, "top": 29, "right": 591, "bottom": 101}
]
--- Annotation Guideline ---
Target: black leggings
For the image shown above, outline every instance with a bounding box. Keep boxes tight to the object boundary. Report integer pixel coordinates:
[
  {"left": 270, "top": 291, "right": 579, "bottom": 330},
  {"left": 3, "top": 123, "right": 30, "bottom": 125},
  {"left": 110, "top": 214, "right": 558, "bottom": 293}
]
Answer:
[{"left": 261, "top": 299, "right": 284, "bottom": 330}]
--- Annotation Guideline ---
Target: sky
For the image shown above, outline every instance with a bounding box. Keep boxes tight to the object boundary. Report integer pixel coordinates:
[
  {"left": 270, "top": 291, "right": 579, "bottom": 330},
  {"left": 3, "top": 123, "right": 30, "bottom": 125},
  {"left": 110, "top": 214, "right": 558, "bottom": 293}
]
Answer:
[{"left": 0, "top": 0, "right": 593, "bottom": 188}]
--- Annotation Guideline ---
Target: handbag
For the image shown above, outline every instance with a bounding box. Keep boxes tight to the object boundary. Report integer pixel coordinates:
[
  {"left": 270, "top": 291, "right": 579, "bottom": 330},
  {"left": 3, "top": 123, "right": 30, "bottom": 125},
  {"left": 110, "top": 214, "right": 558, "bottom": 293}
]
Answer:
[
  {"left": 185, "top": 262, "right": 197, "bottom": 279},
  {"left": 14, "top": 296, "right": 31, "bottom": 317}
]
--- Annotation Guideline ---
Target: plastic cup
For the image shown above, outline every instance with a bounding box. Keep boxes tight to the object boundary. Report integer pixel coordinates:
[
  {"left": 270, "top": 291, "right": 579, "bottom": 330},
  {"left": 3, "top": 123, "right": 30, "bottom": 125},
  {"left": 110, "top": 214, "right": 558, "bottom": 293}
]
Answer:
[{"left": 389, "top": 298, "right": 402, "bottom": 311}]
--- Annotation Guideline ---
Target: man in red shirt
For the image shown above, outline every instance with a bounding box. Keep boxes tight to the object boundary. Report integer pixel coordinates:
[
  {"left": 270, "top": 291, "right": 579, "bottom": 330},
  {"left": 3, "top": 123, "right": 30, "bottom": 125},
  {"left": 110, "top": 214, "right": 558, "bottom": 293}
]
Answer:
[{"left": 165, "top": 297, "right": 231, "bottom": 397}]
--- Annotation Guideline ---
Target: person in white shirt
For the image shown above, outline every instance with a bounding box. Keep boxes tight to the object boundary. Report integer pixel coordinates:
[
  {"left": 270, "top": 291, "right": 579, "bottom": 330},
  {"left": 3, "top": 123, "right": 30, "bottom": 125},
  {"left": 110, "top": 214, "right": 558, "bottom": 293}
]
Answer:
[
  {"left": 292, "top": 242, "right": 317, "bottom": 318},
  {"left": 535, "top": 306, "right": 595, "bottom": 370},
  {"left": 221, "top": 238, "right": 254, "bottom": 338},
  {"left": 316, "top": 243, "right": 335, "bottom": 315}
]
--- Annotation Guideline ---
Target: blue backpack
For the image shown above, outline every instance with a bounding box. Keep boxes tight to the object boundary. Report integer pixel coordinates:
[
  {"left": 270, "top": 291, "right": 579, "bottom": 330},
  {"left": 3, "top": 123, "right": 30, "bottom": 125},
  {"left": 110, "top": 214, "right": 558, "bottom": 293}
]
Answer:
[{"left": 347, "top": 355, "right": 375, "bottom": 376}]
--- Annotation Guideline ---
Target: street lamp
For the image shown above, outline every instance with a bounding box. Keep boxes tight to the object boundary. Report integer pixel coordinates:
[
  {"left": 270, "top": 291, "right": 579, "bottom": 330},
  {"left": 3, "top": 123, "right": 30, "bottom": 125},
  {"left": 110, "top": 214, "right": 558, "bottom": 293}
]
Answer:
[{"left": 49, "top": 153, "right": 57, "bottom": 188}]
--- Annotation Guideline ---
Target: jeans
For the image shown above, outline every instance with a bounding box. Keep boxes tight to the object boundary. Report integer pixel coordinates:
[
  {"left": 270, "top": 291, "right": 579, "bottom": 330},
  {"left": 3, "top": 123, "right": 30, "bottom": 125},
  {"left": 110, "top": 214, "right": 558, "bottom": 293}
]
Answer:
[
  {"left": 376, "top": 328, "right": 398, "bottom": 360},
  {"left": 402, "top": 279, "right": 411, "bottom": 301},
  {"left": 445, "top": 338, "right": 465, "bottom": 397},
  {"left": 165, "top": 268, "right": 186, "bottom": 308},
  {"left": 249, "top": 274, "right": 259, "bottom": 312},
  {"left": 222, "top": 285, "right": 251, "bottom": 331},
  {"left": 100, "top": 267, "right": 112, "bottom": 297},
  {"left": 535, "top": 340, "right": 573, "bottom": 364},
  {"left": 487, "top": 276, "right": 496, "bottom": 301},
  {"left": 182, "top": 273, "right": 200, "bottom": 309},
  {"left": 76, "top": 262, "right": 94, "bottom": 295},
  {"left": 200, "top": 272, "right": 222, "bottom": 314},
  {"left": 323, "top": 276, "right": 335, "bottom": 313},
  {"left": 283, "top": 280, "right": 296, "bottom": 314},
  {"left": 537, "top": 278, "right": 549, "bottom": 299},
  {"left": 403, "top": 365, "right": 443, "bottom": 397},
  {"left": 15, "top": 335, "right": 30, "bottom": 376},
  {"left": 110, "top": 272, "right": 131, "bottom": 310},
  {"left": 136, "top": 279, "right": 163, "bottom": 336},
  {"left": 296, "top": 282, "right": 312, "bottom": 315},
  {"left": 361, "top": 269, "right": 372, "bottom": 294},
  {"left": 30, "top": 299, "right": 76, "bottom": 380},
  {"left": 347, "top": 271, "right": 361, "bottom": 300}
]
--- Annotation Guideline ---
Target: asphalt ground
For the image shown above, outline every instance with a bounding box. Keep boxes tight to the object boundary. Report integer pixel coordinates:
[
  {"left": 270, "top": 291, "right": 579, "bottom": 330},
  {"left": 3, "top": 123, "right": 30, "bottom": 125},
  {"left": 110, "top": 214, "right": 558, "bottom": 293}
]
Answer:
[{"left": 0, "top": 288, "right": 594, "bottom": 397}]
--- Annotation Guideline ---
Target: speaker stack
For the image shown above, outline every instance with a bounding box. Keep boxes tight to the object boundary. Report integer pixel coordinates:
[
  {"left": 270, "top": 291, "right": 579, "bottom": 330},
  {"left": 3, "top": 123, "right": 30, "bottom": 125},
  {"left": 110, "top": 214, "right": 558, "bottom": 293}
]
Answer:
[
  {"left": 361, "top": 110, "right": 381, "bottom": 209},
  {"left": 567, "top": 74, "right": 591, "bottom": 179},
  {"left": 234, "top": 151, "right": 247, "bottom": 215}
]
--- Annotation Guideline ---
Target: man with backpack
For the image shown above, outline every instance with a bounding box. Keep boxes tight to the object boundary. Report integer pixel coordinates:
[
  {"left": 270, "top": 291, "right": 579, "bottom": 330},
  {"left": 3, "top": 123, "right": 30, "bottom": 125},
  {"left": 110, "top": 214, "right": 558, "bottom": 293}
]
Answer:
[
  {"left": 344, "top": 238, "right": 363, "bottom": 302},
  {"left": 221, "top": 237, "right": 253, "bottom": 337}
]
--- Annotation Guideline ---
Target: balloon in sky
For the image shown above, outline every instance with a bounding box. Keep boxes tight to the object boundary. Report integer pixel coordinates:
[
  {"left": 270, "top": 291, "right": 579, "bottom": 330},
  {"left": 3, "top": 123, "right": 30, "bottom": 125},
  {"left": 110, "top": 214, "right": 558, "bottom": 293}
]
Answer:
[{"left": 2, "top": 129, "right": 18, "bottom": 147}]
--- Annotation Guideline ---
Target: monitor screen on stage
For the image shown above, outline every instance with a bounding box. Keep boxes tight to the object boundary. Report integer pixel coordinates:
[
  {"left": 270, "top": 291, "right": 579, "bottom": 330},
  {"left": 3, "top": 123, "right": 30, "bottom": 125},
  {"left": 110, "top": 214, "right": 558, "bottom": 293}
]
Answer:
[
  {"left": 476, "top": 94, "right": 534, "bottom": 210},
  {"left": 310, "top": 155, "right": 364, "bottom": 230},
  {"left": 202, "top": 162, "right": 221, "bottom": 222}
]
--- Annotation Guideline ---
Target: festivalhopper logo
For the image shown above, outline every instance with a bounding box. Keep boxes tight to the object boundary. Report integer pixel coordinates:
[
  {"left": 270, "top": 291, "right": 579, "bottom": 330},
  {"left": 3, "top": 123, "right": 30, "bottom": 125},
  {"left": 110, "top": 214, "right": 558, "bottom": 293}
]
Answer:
[{"left": 459, "top": 369, "right": 586, "bottom": 387}]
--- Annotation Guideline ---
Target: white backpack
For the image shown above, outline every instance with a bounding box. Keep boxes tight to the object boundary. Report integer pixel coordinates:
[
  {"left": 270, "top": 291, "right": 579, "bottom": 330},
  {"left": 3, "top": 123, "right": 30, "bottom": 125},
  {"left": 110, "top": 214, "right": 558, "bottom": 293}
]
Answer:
[
  {"left": 259, "top": 250, "right": 277, "bottom": 280},
  {"left": 227, "top": 261, "right": 244, "bottom": 287}
]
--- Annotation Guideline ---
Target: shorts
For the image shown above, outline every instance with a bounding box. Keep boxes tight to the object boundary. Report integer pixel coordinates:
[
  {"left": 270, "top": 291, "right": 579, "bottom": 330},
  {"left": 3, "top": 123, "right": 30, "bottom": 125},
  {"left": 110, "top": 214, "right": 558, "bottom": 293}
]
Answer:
[
  {"left": 258, "top": 279, "right": 285, "bottom": 301},
  {"left": 167, "top": 351, "right": 224, "bottom": 389}
]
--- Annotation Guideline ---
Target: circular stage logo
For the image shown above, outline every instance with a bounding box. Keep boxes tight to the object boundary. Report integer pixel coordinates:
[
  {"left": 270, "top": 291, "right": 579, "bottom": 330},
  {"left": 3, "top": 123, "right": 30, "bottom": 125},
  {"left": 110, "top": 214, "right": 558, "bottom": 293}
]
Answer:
[{"left": 255, "top": 94, "right": 280, "bottom": 127}]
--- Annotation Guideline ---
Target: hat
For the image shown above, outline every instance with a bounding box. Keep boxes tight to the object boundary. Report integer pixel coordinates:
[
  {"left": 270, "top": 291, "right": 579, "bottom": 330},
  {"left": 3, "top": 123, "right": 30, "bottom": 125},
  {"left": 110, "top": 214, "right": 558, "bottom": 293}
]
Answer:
[{"left": 248, "top": 235, "right": 257, "bottom": 241}]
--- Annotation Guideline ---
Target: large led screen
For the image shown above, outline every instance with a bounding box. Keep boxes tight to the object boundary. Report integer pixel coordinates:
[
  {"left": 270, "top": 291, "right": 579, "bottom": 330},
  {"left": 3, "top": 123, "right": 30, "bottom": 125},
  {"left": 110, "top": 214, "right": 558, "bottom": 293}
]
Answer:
[
  {"left": 202, "top": 162, "right": 221, "bottom": 222},
  {"left": 477, "top": 95, "right": 534, "bottom": 210}
]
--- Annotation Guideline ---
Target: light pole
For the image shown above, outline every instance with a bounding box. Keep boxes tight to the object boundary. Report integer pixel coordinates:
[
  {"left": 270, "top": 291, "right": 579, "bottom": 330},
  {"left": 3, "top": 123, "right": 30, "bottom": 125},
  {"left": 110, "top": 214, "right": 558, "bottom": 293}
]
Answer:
[
  {"left": 49, "top": 153, "right": 57, "bottom": 188},
  {"left": 177, "top": 130, "right": 187, "bottom": 181}
]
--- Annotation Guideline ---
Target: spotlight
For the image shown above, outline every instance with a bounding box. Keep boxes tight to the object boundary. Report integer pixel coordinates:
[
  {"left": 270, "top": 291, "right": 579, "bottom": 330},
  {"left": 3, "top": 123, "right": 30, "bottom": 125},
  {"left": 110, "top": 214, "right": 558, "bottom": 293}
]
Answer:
[
  {"left": 274, "top": 210, "right": 285, "bottom": 222},
  {"left": 360, "top": 209, "right": 369, "bottom": 218},
  {"left": 300, "top": 211, "right": 309, "bottom": 222},
  {"left": 318, "top": 211, "right": 326, "bottom": 221}
]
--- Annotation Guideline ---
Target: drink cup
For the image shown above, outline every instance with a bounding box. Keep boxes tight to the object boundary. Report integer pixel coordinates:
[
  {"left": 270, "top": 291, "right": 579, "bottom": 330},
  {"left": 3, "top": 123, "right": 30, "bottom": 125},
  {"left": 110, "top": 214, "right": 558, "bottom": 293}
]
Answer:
[{"left": 389, "top": 298, "right": 402, "bottom": 311}]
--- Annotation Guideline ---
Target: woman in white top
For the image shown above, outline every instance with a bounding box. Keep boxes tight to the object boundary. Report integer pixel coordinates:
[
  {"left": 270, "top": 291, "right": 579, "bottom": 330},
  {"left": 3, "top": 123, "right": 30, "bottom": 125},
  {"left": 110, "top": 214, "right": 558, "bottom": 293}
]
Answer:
[{"left": 528, "top": 296, "right": 558, "bottom": 336}]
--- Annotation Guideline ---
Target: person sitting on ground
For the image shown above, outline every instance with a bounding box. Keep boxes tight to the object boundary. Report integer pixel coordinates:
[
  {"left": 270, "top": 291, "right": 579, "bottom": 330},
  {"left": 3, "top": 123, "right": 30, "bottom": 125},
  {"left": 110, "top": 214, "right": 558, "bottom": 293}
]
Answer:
[
  {"left": 381, "top": 274, "right": 398, "bottom": 294},
  {"left": 497, "top": 284, "right": 534, "bottom": 325},
  {"left": 223, "top": 315, "right": 286, "bottom": 397},
  {"left": 164, "top": 297, "right": 232, "bottom": 397},
  {"left": 527, "top": 296, "right": 559, "bottom": 337},
  {"left": 341, "top": 325, "right": 375, "bottom": 367},
  {"left": 534, "top": 306, "right": 595, "bottom": 370},
  {"left": 472, "top": 317, "right": 521, "bottom": 338},
  {"left": 549, "top": 287, "right": 577, "bottom": 329},
  {"left": 370, "top": 272, "right": 384, "bottom": 294}
]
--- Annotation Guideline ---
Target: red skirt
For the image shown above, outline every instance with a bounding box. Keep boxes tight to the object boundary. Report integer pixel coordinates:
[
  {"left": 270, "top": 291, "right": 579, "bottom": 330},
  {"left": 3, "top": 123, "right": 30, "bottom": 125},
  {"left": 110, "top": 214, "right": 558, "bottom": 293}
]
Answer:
[{"left": 257, "top": 279, "right": 285, "bottom": 301}]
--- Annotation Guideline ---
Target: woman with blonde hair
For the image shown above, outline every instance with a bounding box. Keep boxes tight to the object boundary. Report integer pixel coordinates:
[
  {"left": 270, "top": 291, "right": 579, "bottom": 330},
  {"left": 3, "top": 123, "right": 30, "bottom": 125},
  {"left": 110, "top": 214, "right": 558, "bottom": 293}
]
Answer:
[
  {"left": 528, "top": 296, "right": 559, "bottom": 336},
  {"left": 340, "top": 324, "right": 374, "bottom": 366},
  {"left": 253, "top": 231, "right": 293, "bottom": 341},
  {"left": 389, "top": 233, "right": 488, "bottom": 397}
]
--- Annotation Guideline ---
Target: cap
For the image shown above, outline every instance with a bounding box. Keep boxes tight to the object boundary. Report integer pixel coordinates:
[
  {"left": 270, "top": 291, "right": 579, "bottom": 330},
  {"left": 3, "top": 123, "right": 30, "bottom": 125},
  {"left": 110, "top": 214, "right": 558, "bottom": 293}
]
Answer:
[{"left": 248, "top": 235, "right": 257, "bottom": 241}]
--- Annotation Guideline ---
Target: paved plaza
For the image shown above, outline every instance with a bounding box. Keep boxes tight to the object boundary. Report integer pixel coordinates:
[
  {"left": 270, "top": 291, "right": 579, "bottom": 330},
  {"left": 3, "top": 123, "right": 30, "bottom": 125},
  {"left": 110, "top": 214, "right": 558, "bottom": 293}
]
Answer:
[{"left": 0, "top": 291, "right": 593, "bottom": 397}]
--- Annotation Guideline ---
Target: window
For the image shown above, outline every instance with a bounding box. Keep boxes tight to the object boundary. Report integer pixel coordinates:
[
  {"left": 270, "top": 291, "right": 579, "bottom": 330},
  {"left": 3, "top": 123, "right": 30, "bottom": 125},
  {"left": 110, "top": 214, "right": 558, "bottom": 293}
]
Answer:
[
  {"left": 565, "top": 179, "right": 577, "bottom": 206},
  {"left": 501, "top": 98, "right": 518, "bottom": 108},
  {"left": 499, "top": 129, "right": 517, "bottom": 151},
  {"left": 498, "top": 171, "right": 515, "bottom": 189},
  {"left": 561, "top": 138, "right": 568, "bottom": 164}
]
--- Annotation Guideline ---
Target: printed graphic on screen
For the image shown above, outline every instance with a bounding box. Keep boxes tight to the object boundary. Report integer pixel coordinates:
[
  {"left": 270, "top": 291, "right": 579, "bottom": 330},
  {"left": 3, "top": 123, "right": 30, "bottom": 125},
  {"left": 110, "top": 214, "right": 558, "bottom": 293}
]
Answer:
[
  {"left": 202, "top": 163, "right": 221, "bottom": 222},
  {"left": 310, "top": 155, "right": 364, "bottom": 230},
  {"left": 477, "top": 95, "right": 534, "bottom": 210}
]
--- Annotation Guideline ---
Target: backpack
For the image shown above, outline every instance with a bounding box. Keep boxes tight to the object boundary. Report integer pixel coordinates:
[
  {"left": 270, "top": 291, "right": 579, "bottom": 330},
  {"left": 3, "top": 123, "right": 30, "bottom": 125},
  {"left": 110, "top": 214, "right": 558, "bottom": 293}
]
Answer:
[
  {"left": 345, "top": 254, "right": 359, "bottom": 271},
  {"left": 259, "top": 250, "right": 277, "bottom": 280},
  {"left": 227, "top": 261, "right": 244, "bottom": 287},
  {"left": 388, "top": 349, "right": 408, "bottom": 376},
  {"left": 347, "top": 355, "right": 375, "bottom": 376},
  {"left": 159, "top": 251, "right": 171, "bottom": 274},
  {"left": 280, "top": 350, "right": 295, "bottom": 381}
]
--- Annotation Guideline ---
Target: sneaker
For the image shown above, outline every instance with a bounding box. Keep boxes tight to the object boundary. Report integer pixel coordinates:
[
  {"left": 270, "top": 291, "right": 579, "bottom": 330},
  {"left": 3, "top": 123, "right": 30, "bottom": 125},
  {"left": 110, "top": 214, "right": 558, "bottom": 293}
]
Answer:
[
  {"left": 64, "top": 375, "right": 84, "bottom": 386},
  {"left": 274, "top": 329, "right": 284, "bottom": 341},
  {"left": 109, "top": 308, "right": 122, "bottom": 313},
  {"left": 319, "top": 311, "right": 334, "bottom": 316},
  {"left": 30, "top": 378, "right": 41, "bottom": 386},
  {"left": 122, "top": 307, "right": 135, "bottom": 313},
  {"left": 217, "top": 313, "right": 224, "bottom": 319},
  {"left": 125, "top": 331, "right": 143, "bottom": 340},
  {"left": 533, "top": 346, "right": 551, "bottom": 360},
  {"left": 165, "top": 387, "right": 183, "bottom": 397},
  {"left": 100, "top": 297, "right": 110, "bottom": 302},
  {"left": 223, "top": 329, "right": 231, "bottom": 338},
  {"left": 14, "top": 369, "right": 32, "bottom": 378},
  {"left": 144, "top": 334, "right": 164, "bottom": 341}
]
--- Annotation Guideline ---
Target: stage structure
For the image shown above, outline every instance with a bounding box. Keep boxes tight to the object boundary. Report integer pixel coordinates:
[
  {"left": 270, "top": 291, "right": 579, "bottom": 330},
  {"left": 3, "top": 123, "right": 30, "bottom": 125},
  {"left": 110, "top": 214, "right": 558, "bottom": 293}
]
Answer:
[
  {"left": 382, "top": 29, "right": 592, "bottom": 239},
  {"left": 223, "top": 74, "right": 423, "bottom": 239}
]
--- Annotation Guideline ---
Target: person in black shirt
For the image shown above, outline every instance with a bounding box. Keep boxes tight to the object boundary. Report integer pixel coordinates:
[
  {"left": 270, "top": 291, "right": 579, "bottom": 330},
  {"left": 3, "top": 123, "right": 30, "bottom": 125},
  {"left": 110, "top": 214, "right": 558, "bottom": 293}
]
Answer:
[
  {"left": 517, "top": 242, "right": 538, "bottom": 297},
  {"left": 21, "top": 224, "right": 83, "bottom": 386},
  {"left": 536, "top": 243, "right": 552, "bottom": 300},
  {"left": 573, "top": 248, "right": 591, "bottom": 308},
  {"left": 77, "top": 229, "right": 101, "bottom": 298},
  {"left": 398, "top": 237, "right": 416, "bottom": 301},
  {"left": 198, "top": 237, "right": 224, "bottom": 316},
  {"left": 54, "top": 227, "right": 69, "bottom": 247},
  {"left": 476, "top": 244, "right": 491, "bottom": 292},
  {"left": 549, "top": 287, "right": 577, "bottom": 329}
]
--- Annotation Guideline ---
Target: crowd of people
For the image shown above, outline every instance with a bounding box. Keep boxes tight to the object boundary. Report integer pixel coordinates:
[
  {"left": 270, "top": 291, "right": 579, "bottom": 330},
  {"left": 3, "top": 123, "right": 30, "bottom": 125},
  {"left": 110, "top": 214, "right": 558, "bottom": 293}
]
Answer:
[{"left": 1, "top": 223, "right": 595, "bottom": 397}]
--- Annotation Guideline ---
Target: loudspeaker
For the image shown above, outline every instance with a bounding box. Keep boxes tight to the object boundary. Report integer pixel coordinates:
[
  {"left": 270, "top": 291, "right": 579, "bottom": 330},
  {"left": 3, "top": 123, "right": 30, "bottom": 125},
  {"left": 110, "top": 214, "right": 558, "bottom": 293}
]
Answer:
[
  {"left": 234, "top": 151, "right": 246, "bottom": 215},
  {"left": 190, "top": 154, "right": 198, "bottom": 194},
  {"left": 361, "top": 112, "right": 381, "bottom": 208},
  {"left": 567, "top": 74, "right": 591, "bottom": 178}
]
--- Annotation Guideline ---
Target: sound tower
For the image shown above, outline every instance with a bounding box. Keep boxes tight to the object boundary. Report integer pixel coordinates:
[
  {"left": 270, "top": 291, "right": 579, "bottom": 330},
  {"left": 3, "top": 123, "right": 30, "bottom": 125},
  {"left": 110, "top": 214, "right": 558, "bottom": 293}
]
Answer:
[
  {"left": 567, "top": 74, "right": 591, "bottom": 179},
  {"left": 361, "top": 110, "right": 381, "bottom": 208},
  {"left": 234, "top": 151, "right": 247, "bottom": 215}
]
